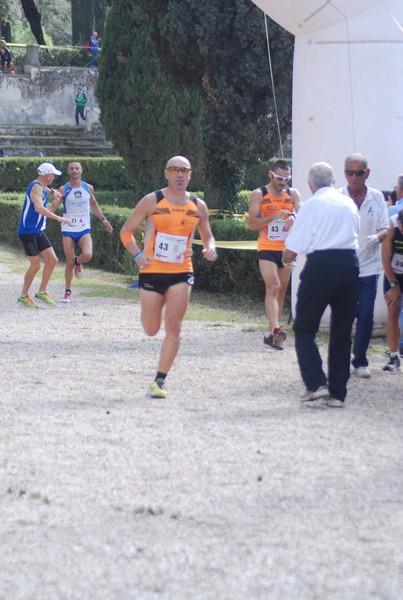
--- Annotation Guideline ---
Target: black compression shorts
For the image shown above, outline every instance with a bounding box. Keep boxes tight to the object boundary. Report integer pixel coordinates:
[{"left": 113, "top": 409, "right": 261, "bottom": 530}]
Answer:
[
  {"left": 139, "top": 272, "right": 195, "bottom": 295},
  {"left": 18, "top": 232, "right": 52, "bottom": 256}
]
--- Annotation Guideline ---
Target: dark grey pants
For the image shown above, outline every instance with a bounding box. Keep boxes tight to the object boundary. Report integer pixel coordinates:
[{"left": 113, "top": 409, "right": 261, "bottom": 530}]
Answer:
[
  {"left": 293, "top": 249, "right": 359, "bottom": 401},
  {"left": 75, "top": 105, "right": 86, "bottom": 125}
]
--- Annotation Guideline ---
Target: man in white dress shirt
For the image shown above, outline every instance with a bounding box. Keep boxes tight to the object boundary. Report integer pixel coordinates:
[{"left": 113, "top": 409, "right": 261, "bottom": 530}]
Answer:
[{"left": 283, "top": 162, "right": 359, "bottom": 408}]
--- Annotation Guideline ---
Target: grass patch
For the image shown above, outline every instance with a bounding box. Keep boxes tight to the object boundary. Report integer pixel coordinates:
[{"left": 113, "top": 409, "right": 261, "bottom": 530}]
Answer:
[
  {"left": 185, "top": 302, "right": 241, "bottom": 323},
  {"left": 0, "top": 243, "right": 275, "bottom": 325}
]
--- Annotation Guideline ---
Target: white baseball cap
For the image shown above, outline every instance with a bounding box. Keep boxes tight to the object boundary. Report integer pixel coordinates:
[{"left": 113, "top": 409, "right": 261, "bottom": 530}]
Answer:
[{"left": 37, "top": 162, "right": 62, "bottom": 176}]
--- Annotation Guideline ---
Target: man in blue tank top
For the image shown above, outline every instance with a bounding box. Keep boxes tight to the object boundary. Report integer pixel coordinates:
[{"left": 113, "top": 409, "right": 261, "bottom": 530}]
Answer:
[
  {"left": 17, "top": 163, "right": 72, "bottom": 308},
  {"left": 49, "top": 161, "right": 113, "bottom": 303}
]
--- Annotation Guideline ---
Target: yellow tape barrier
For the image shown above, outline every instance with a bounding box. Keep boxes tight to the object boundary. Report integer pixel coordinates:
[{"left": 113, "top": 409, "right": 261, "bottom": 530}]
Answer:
[
  {"left": 193, "top": 239, "right": 257, "bottom": 250},
  {"left": 208, "top": 209, "right": 248, "bottom": 219}
]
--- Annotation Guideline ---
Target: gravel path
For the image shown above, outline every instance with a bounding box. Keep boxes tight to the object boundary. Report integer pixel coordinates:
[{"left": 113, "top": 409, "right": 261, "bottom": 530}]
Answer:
[{"left": 0, "top": 247, "right": 402, "bottom": 600}]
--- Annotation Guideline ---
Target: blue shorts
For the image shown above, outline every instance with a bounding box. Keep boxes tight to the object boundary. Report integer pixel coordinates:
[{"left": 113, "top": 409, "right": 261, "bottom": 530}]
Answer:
[
  {"left": 139, "top": 272, "right": 194, "bottom": 295},
  {"left": 62, "top": 229, "right": 90, "bottom": 244},
  {"left": 18, "top": 232, "right": 52, "bottom": 256}
]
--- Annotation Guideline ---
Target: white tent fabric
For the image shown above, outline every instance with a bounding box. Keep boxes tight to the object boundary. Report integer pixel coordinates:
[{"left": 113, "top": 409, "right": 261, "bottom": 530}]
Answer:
[
  {"left": 252, "top": 1, "right": 386, "bottom": 35},
  {"left": 252, "top": 0, "right": 403, "bottom": 330}
]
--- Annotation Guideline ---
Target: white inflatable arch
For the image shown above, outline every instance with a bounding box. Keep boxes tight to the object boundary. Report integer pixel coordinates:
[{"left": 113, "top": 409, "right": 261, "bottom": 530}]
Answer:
[{"left": 251, "top": 0, "right": 403, "bottom": 332}]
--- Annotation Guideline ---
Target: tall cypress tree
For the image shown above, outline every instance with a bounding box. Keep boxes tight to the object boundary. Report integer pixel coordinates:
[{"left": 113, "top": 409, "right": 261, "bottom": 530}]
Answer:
[{"left": 96, "top": 1, "right": 203, "bottom": 196}]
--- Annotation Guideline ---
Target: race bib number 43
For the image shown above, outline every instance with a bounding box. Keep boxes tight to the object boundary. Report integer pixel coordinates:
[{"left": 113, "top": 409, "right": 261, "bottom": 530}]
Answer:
[
  {"left": 154, "top": 232, "right": 188, "bottom": 263},
  {"left": 267, "top": 218, "right": 288, "bottom": 241}
]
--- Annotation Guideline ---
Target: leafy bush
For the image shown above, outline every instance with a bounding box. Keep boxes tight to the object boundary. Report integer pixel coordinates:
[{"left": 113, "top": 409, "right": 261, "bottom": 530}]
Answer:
[
  {"left": 0, "top": 157, "right": 133, "bottom": 192},
  {"left": 38, "top": 47, "right": 91, "bottom": 68}
]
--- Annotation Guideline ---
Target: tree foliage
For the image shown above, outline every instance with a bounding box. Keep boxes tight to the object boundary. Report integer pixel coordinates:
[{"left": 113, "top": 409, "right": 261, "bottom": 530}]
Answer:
[
  {"left": 71, "top": 0, "right": 93, "bottom": 45},
  {"left": 137, "top": 0, "right": 294, "bottom": 209},
  {"left": 96, "top": 1, "right": 204, "bottom": 197},
  {"left": 71, "top": 0, "right": 111, "bottom": 45},
  {"left": 0, "top": 0, "right": 71, "bottom": 46},
  {"left": 36, "top": 0, "right": 71, "bottom": 45},
  {"left": 0, "top": 0, "right": 12, "bottom": 40}
]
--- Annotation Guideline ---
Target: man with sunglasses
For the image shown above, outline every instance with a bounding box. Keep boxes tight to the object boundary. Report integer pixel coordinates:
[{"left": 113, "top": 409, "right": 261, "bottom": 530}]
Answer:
[
  {"left": 339, "top": 153, "right": 389, "bottom": 378},
  {"left": 248, "top": 159, "right": 301, "bottom": 350},
  {"left": 120, "top": 155, "right": 217, "bottom": 399}
]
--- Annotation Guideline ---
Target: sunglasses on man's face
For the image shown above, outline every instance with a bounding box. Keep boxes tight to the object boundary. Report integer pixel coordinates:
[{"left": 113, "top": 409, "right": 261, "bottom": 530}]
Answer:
[
  {"left": 345, "top": 169, "right": 366, "bottom": 177},
  {"left": 166, "top": 167, "right": 192, "bottom": 175},
  {"left": 270, "top": 171, "right": 291, "bottom": 182}
]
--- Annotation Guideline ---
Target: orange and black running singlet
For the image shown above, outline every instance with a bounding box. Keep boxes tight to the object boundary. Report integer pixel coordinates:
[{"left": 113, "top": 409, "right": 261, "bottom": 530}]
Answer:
[
  {"left": 257, "top": 186, "right": 294, "bottom": 252},
  {"left": 142, "top": 190, "right": 200, "bottom": 274}
]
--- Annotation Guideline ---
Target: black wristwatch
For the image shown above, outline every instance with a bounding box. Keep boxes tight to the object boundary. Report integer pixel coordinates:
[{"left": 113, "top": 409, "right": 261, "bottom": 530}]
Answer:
[{"left": 389, "top": 281, "right": 398, "bottom": 288}]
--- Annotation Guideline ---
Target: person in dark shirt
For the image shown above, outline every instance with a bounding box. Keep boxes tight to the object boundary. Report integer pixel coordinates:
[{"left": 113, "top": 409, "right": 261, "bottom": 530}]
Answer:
[
  {"left": 0, "top": 45, "right": 14, "bottom": 73},
  {"left": 381, "top": 209, "right": 403, "bottom": 371}
]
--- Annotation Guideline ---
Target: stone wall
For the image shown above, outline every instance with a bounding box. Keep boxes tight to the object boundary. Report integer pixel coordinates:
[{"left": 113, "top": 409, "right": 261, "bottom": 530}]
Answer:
[{"left": 0, "top": 48, "right": 100, "bottom": 130}]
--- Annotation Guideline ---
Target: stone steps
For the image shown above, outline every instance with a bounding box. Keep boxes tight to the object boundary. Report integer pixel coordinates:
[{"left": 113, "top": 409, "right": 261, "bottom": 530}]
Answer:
[{"left": 0, "top": 124, "right": 115, "bottom": 157}]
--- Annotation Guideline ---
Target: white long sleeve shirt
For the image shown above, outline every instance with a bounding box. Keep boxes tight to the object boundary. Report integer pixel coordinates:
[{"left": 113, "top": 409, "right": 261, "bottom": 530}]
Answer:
[{"left": 339, "top": 186, "right": 389, "bottom": 276}]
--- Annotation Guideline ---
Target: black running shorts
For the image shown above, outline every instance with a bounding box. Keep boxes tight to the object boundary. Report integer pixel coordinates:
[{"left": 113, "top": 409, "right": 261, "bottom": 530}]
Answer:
[{"left": 18, "top": 232, "right": 52, "bottom": 256}]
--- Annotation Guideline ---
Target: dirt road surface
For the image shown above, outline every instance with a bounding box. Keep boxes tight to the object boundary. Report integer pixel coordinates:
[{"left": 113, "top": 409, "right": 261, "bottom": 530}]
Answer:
[{"left": 1, "top": 247, "right": 402, "bottom": 599}]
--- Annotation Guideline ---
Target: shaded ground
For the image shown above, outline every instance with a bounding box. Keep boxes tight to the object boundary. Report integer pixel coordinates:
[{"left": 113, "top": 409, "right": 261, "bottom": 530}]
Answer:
[{"left": 0, "top": 246, "right": 402, "bottom": 599}]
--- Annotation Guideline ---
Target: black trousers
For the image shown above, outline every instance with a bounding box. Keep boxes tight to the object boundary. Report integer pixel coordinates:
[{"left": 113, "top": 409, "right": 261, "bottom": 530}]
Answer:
[
  {"left": 293, "top": 250, "right": 359, "bottom": 400},
  {"left": 75, "top": 105, "right": 86, "bottom": 124}
]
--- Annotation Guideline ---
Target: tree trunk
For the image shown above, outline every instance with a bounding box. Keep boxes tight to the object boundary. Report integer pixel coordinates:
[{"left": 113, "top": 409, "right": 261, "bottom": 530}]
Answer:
[
  {"left": 94, "top": 1, "right": 106, "bottom": 37},
  {"left": 20, "top": 0, "right": 46, "bottom": 46},
  {"left": 71, "top": 0, "right": 94, "bottom": 45},
  {"left": 0, "top": 22, "right": 12, "bottom": 42}
]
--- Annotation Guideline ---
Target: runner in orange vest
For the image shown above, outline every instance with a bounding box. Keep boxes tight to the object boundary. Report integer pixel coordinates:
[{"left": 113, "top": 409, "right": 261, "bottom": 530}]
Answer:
[
  {"left": 248, "top": 159, "right": 301, "bottom": 350},
  {"left": 120, "top": 155, "right": 217, "bottom": 398}
]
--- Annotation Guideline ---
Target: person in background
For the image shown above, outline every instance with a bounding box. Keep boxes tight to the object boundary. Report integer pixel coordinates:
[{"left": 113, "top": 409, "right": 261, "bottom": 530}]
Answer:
[
  {"left": 17, "top": 163, "right": 71, "bottom": 308},
  {"left": 339, "top": 153, "right": 389, "bottom": 378},
  {"left": 120, "top": 155, "right": 217, "bottom": 399},
  {"left": 283, "top": 162, "right": 359, "bottom": 408},
  {"left": 383, "top": 188, "right": 397, "bottom": 207},
  {"left": 381, "top": 209, "right": 403, "bottom": 371},
  {"left": 49, "top": 161, "right": 113, "bottom": 303},
  {"left": 248, "top": 159, "right": 301, "bottom": 350},
  {"left": 74, "top": 87, "right": 87, "bottom": 128},
  {"left": 387, "top": 176, "right": 403, "bottom": 356},
  {"left": 89, "top": 31, "right": 101, "bottom": 68},
  {"left": 0, "top": 44, "right": 14, "bottom": 73},
  {"left": 387, "top": 175, "right": 403, "bottom": 218}
]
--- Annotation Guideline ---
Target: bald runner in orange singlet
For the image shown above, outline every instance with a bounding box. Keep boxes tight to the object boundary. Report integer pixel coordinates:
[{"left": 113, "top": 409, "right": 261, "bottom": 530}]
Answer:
[
  {"left": 120, "top": 155, "right": 217, "bottom": 398},
  {"left": 248, "top": 159, "right": 301, "bottom": 350}
]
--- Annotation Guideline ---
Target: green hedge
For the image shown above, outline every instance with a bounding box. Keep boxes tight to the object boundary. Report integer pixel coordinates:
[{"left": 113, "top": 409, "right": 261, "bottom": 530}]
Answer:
[
  {"left": 0, "top": 157, "right": 133, "bottom": 192},
  {"left": 0, "top": 157, "right": 285, "bottom": 201},
  {"left": 0, "top": 198, "right": 135, "bottom": 273}
]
